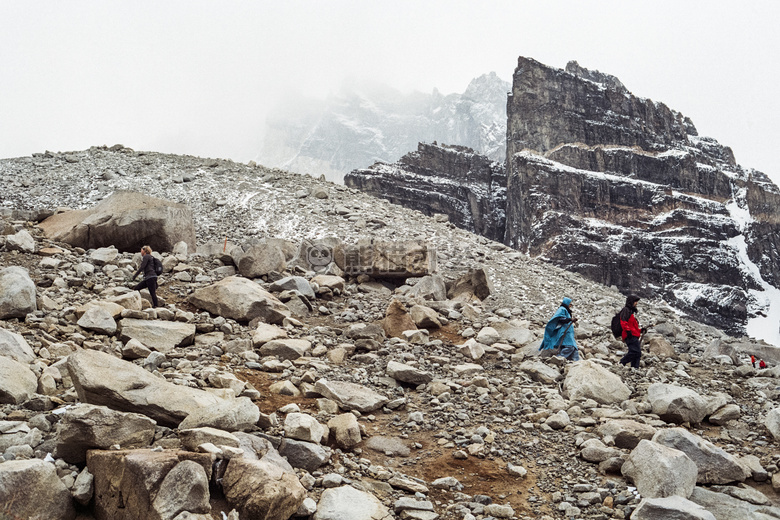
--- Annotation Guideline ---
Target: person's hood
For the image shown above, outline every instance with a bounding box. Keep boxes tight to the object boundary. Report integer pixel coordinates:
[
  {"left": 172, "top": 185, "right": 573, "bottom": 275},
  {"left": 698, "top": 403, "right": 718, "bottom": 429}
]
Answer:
[
  {"left": 626, "top": 294, "right": 640, "bottom": 307},
  {"left": 562, "top": 297, "right": 572, "bottom": 308}
]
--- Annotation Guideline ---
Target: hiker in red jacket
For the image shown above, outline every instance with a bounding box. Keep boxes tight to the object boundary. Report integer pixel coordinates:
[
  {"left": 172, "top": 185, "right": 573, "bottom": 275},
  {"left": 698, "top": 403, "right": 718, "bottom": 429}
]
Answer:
[{"left": 619, "top": 294, "right": 646, "bottom": 368}]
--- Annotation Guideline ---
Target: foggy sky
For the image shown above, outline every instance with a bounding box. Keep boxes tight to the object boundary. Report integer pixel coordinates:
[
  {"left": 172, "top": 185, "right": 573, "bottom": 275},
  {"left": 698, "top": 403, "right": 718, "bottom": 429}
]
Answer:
[{"left": 2, "top": 1, "right": 778, "bottom": 185}]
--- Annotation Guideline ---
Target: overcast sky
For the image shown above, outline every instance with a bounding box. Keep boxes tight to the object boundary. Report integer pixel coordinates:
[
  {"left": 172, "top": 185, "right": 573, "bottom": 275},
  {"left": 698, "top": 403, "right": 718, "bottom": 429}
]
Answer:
[{"left": 2, "top": 1, "right": 778, "bottom": 185}]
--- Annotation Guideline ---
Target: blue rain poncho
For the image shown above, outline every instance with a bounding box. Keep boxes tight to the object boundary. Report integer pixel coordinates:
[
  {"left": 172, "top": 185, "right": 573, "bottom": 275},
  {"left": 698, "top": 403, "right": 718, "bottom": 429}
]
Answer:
[{"left": 539, "top": 297, "right": 577, "bottom": 351}]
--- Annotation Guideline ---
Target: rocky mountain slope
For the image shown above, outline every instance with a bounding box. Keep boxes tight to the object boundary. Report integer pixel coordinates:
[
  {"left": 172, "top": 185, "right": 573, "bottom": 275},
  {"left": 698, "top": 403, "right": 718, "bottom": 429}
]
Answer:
[
  {"left": 0, "top": 146, "right": 779, "bottom": 519},
  {"left": 345, "top": 57, "right": 780, "bottom": 341},
  {"left": 257, "top": 73, "right": 509, "bottom": 183}
]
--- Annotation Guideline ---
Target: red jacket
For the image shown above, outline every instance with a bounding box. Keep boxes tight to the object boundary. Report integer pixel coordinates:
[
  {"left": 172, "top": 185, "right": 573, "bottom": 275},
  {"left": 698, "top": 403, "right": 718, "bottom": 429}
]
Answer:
[{"left": 621, "top": 313, "right": 641, "bottom": 340}]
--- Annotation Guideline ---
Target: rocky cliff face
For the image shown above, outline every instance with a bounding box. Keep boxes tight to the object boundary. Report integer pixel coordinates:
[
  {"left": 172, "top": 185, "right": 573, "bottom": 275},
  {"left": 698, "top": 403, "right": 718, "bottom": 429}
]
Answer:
[
  {"left": 345, "top": 56, "right": 780, "bottom": 338},
  {"left": 258, "top": 73, "right": 509, "bottom": 183},
  {"left": 505, "top": 56, "right": 780, "bottom": 334},
  {"left": 344, "top": 143, "right": 506, "bottom": 242}
]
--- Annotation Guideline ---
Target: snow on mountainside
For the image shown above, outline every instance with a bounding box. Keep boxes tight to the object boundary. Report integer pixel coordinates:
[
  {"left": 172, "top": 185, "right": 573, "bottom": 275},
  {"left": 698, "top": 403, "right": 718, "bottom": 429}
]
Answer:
[{"left": 257, "top": 73, "right": 509, "bottom": 183}]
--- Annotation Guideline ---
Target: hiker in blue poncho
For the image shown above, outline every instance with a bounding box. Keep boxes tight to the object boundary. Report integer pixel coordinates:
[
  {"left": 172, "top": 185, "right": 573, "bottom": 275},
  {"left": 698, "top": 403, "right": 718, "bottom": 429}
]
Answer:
[{"left": 539, "top": 297, "right": 579, "bottom": 361}]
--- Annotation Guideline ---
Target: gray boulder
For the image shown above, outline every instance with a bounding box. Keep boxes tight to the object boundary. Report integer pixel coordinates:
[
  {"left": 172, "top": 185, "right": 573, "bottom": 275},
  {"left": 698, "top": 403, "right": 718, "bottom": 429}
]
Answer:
[
  {"left": 563, "top": 360, "right": 631, "bottom": 404},
  {"left": 38, "top": 190, "right": 196, "bottom": 253},
  {"left": 765, "top": 408, "right": 780, "bottom": 441},
  {"left": 119, "top": 318, "right": 196, "bottom": 353},
  {"left": 5, "top": 229, "right": 35, "bottom": 253},
  {"left": 407, "top": 274, "right": 447, "bottom": 301},
  {"left": 0, "top": 356, "right": 37, "bottom": 404},
  {"left": 313, "top": 379, "right": 389, "bottom": 412},
  {"left": 647, "top": 383, "right": 709, "bottom": 424},
  {"left": 237, "top": 242, "right": 287, "bottom": 278},
  {"left": 631, "top": 496, "right": 716, "bottom": 520},
  {"left": 386, "top": 360, "right": 433, "bottom": 385},
  {"left": 178, "top": 427, "right": 240, "bottom": 451},
  {"left": 269, "top": 276, "right": 315, "bottom": 299},
  {"left": 516, "top": 360, "right": 562, "bottom": 384},
  {"left": 77, "top": 305, "right": 118, "bottom": 335},
  {"left": 327, "top": 413, "right": 362, "bottom": 450},
  {"left": 0, "top": 327, "right": 36, "bottom": 363},
  {"left": 67, "top": 349, "right": 236, "bottom": 428},
  {"left": 596, "top": 419, "right": 656, "bottom": 449},
  {"left": 278, "top": 438, "right": 332, "bottom": 472},
  {"left": 88, "top": 449, "right": 213, "bottom": 520},
  {"left": 652, "top": 428, "right": 750, "bottom": 484},
  {"left": 0, "top": 266, "right": 36, "bottom": 319},
  {"left": 259, "top": 338, "right": 311, "bottom": 361},
  {"left": 621, "top": 439, "right": 698, "bottom": 499},
  {"left": 689, "top": 486, "right": 780, "bottom": 520},
  {"left": 222, "top": 458, "right": 306, "bottom": 520},
  {"left": 55, "top": 403, "right": 157, "bottom": 464},
  {"left": 284, "top": 412, "right": 326, "bottom": 443},
  {"left": 188, "top": 276, "right": 290, "bottom": 324},
  {"left": 0, "top": 459, "right": 76, "bottom": 520},
  {"left": 177, "top": 397, "right": 260, "bottom": 432},
  {"left": 447, "top": 267, "right": 493, "bottom": 302}
]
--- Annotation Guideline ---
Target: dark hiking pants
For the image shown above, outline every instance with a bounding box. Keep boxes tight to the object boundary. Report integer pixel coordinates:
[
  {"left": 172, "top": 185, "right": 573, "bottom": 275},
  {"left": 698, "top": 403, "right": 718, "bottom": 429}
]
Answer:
[
  {"left": 620, "top": 335, "right": 641, "bottom": 368},
  {"left": 133, "top": 277, "right": 159, "bottom": 308}
]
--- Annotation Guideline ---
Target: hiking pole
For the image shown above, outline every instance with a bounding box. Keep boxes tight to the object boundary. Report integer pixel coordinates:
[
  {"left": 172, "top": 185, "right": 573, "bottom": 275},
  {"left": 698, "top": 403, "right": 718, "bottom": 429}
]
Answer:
[{"left": 553, "top": 322, "right": 574, "bottom": 355}]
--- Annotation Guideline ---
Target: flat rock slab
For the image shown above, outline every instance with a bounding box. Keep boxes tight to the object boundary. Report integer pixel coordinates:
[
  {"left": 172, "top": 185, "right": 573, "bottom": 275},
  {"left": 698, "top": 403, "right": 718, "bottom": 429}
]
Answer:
[
  {"left": 314, "top": 379, "right": 388, "bottom": 412},
  {"left": 67, "top": 349, "right": 234, "bottom": 427},
  {"left": 364, "top": 436, "right": 411, "bottom": 457},
  {"left": 119, "top": 318, "right": 196, "bottom": 353},
  {"left": 313, "top": 485, "right": 391, "bottom": 520}
]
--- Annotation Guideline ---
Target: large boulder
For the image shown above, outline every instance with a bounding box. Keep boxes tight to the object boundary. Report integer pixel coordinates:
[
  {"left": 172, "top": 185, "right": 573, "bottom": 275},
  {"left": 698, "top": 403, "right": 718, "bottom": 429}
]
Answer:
[
  {"left": 447, "top": 267, "right": 494, "bottom": 302},
  {"left": 77, "top": 305, "right": 118, "bottom": 335},
  {"left": 88, "top": 449, "right": 212, "bottom": 520},
  {"left": 563, "top": 360, "right": 631, "bottom": 404},
  {"left": 0, "top": 266, "right": 37, "bottom": 319},
  {"left": 647, "top": 383, "right": 709, "bottom": 424},
  {"left": 188, "top": 276, "right": 290, "bottom": 324},
  {"left": 621, "top": 440, "right": 698, "bottom": 499},
  {"left": 38, "top": 190, "right": 196, "bottom": 253},
  {"left": 313, "top": 485, "right": 391, "bottom": 520},
  {"left": 327, "top": 413, "right": 362, "bottom": 450},
  {"left": 222, "top": 458, "right": 306, "bottom": 520},
  {"left": 237, "top": 242, "right": 287, "bottom": 278},
  {"left": 0, "top": 327, "right": 36, "bottom": 363},
  {"left": 55, "top": 403, "right": 157, "bottom": 464},
  {"left": 67, "top": 349, "right": 235, "bottom": 427},
  {"left": 407, "top": 274, "right": 447, "bottom": 301},
  {"left": 334, "top": 240, "right": 436, "bottom": 278},
  {"left": 0, "top": 356, "right": 37, "bottom": 405},
  {"left": 596, "top": 419, "right": 657, "bottom": 449},
  {"left": 0, "top": 459, "right": 76, "bottom": 520},
  {"left": 652, "top": 428, "right": 750, "bottom": 484},
  {"left": 119, "top": 318, "right": 196, "bottom": 353}
]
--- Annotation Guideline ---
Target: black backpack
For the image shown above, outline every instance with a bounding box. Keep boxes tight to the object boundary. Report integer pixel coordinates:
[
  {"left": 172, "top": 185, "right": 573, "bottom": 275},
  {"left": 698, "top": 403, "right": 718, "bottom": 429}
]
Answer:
[
  {"left": 153, "top": 256, "right": 163, "bottom": 275},
  {"left": 610, "top": 312, "right": 623, "bottom": 339}
]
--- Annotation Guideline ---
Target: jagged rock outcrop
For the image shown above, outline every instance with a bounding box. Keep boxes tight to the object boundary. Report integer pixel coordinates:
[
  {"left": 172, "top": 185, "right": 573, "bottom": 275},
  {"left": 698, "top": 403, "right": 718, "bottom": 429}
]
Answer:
[
  {"left": 504, "top": 56, "right": 780, "bottom": 333},
  {"left": 345, "top": 143, "right": 507, "bottom": 241},
  {"left": 346, "top": 56, "right": 780, "bottom": 335}
]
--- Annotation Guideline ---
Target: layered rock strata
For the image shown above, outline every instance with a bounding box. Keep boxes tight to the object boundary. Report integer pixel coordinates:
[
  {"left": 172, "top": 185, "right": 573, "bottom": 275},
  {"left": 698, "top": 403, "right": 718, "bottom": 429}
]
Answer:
[
  {"left": 345, "top": 143, "right": 507, "bottom": 242},
  {"left": 505, "top": 56, "right": 780, "bottom": 332}
]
